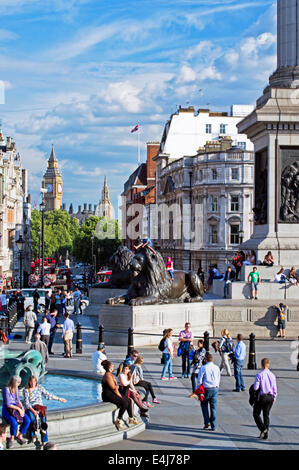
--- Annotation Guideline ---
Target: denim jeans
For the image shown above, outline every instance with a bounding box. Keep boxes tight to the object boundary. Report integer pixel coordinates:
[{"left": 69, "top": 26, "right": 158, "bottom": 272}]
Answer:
[
  {"left": 223, "top": 282, "right": 230, "bottom": 298},
  {"left": 200, "top": 387, "right": 218, "bottom": 429},
  {"left": 161, "top": 353, "right": 173, "bottom": 378},
  {"left": 2, "top": 407, "right": 31, "bottom": 437},
  {"left": 234, "top": 359, "right": 245, "bottom": 391},
  {"left": 181, "top": 349, "right": 191, "bottom": 376}
]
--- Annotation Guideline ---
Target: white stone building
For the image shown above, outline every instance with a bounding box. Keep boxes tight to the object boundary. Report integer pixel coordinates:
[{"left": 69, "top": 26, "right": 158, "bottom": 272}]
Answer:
[
  {"left": 0, "top": 127, "right": 31, "bottom": 287},
  {"left": 158, "top": 105, "right": 254, "bottom": 160},
  {"left": 154, "top": 137, "right": 254, "bottom": 274}
]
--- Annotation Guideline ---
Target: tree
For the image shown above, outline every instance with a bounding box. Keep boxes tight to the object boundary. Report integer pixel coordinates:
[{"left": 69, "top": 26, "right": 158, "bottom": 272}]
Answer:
[
  {"left": 30, "top": 209, "right": 80, "bottom": 259},
  {"left": 72, "top": 216, "right": 121, "bottom": 267}
]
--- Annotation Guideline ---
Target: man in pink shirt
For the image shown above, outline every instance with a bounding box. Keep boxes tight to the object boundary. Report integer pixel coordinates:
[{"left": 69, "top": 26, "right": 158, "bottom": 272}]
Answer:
[
  {"left": 253, "top": 358, "right": 277, "bottom": 440},
  {"left": 179, "top": 322, "right": 193, "bottom": 378}
]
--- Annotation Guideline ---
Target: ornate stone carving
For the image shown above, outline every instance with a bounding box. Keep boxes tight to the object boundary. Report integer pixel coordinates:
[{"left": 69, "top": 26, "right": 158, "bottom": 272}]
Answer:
[
  {"left": 253, "top": 150, "right": 268, "bottom": 225},
  {"left": 280, "top": 160, "right": 299, "bottom": 222}
]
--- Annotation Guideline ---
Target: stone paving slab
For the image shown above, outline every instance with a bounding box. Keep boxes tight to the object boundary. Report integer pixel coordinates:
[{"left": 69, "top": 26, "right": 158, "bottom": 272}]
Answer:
[{"left": 5, "top": 315, "right": 299, "bottom": 450}]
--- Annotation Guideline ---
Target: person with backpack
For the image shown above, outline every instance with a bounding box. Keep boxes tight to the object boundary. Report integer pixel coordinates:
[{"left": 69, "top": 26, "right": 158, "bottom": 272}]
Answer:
[
  {"left": 274, "top": 303, "right": 288, "bottom": 338},
  {"left": 218, "top": 329, "right": 234, "bottom": 377},
  {"left": 233, "top": 334, "right": 246, "bottom": 392},
  {"left": 190, "top": 340, "right": 206, "bottom": 393},
  {"left": 160, "top": 329, "right": 177, "bottom": 381}
]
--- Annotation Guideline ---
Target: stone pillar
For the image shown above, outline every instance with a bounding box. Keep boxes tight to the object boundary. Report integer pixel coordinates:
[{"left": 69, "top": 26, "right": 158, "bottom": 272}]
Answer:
[{"left": 278, "top": 0, "right": 299, "bottom": 68}]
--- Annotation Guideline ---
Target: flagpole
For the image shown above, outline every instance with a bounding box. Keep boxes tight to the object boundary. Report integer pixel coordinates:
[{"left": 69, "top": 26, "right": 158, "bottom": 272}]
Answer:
[{"left": 137, "top": 122, "right": 140, "bottom": 164}]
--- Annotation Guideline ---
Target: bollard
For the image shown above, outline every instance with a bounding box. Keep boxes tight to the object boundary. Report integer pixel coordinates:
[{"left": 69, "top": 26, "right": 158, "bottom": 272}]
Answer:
[
  {"left": 247, "top": 333, "right": 257, "bottom": 370},
  {"left": 127, "top": 327, "right": 134, "bottom": 357},
  {"left": 98, "top": 324, "right": 105, "bottom": 346},
  {"left": 76, "top": 323, "right": 83, "bottom": 354},
  {"left": 297, "top": 337, "right": 299, "bottom": 372},
  {"left": 203, "top": 331, "right": 210, "bottom": 352}
]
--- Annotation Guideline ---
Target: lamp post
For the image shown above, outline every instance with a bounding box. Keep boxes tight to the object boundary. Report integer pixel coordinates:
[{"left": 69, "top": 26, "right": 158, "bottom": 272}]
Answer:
[
  {"left": 16, "top": 234, "right": 25, "bottom": 289},
  {"left": 91, "top": 234, "right": 94, "bottom": 269},
  {"left": 40, "top": 200, "right": 46, "bottom": 288},
  {"left": 238, "top": 229, "right": 244, "bottom": 246},
  {"left": 38, "top": 229, "right": 41, "bottom": 272}
]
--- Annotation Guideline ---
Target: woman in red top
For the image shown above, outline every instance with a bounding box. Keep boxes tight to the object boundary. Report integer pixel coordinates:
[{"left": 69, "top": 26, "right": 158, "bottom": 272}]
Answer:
[{"left": 166, "top": 257, "right": 174, "bottom": 280}]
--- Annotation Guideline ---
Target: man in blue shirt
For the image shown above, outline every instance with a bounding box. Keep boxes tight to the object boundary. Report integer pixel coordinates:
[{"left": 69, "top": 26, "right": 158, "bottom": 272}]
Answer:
[
  {"left": 46, "top": 309, "right": 62, "bottom": 355},
  {"left": 233, "top": 334, "right": 246, "bottom": 392},
  {"left": 197, "top": 353, "right": 221, "bottom": 431}
]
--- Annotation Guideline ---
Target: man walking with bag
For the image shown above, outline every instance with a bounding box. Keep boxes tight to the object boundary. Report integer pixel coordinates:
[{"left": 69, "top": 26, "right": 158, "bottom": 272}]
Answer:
[
  {"left": 197, "top": 353, "right": 221, "bottom": 431},
  {"left": 253, "top": 358, "right": 277, "bottom": 440},
  {"left": 179, "top": 322, "right": 193, "bottom": 378}
]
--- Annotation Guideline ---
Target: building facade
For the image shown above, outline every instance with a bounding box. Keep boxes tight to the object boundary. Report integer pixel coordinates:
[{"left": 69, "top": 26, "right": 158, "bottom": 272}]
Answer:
[
  {"left": 42, "top": 145, "right": 63, "bottom": 211},
  {"left": 0, "top": 127, "right": 31, "bottom": 287},
  {"left": 155, "top": 138, "right": 254, "bottom": 274},
  {"left": 121, "top": 142, "right": 159, "bottom": 249},
  {"left": 158, "top": 105, "right": 254, "bottom": 160}
]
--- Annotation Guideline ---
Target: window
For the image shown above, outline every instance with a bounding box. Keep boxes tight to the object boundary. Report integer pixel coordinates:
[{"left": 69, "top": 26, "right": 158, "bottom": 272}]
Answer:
[
  {"left": 231, "top": 168, "right": 239, "bottom": 180},
  {"left": 7, "top": 229, "right": 14, "bottom": 249},
  {"left": 209, "top": 225, "right": 218, "bottom": 244},
  {"left": 237, "top": 142, "right": 246, "bottom": 150},
  {"left": 212, "top": 169, "right": 218, "bottom": 180},
  {"left": 206, "top": 124, "right": 212, "bottom": 134},
  {"left": 7, "top": 209, "right": 14, "bottom": 224},
  {"left": 220, "top": 124, "right": 226, "bottom": 134},
  {"left": 210, "top": 195, "right": 218, "bottom": 212},
  {"left": 230, "top": 225, "right": 240, "bottom": 245},
  {"left": 231, "top": 195, "right": 239, "bottom": 212}
]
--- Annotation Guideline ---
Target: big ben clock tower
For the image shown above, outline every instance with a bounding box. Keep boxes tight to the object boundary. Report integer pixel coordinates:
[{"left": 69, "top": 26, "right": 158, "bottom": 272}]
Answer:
[{"left": 42, "top": 144, "right": 63, "bottom": 211}]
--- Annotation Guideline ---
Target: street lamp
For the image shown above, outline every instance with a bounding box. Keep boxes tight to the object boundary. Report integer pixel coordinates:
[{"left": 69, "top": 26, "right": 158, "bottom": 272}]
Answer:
[
  {"left": 40, "top": 200, "right": 46, "bottom": 287},
  {"left": 16, "top": 234, "right": 25, "bottom": 289},
  {"left": 238, "top": 229, "right": 244, "bottom": 245}
]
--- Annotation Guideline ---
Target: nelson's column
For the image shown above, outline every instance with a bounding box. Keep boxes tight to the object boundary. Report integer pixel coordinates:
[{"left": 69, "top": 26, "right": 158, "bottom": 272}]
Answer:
[{"left": 238, "top": 0, "right": 299, "bottom": 266}]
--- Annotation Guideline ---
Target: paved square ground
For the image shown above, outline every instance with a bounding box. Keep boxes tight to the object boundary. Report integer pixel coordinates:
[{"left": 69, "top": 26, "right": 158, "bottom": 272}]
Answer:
[{"left": 4, "top": 315, "right": 299, "bottom": 450}]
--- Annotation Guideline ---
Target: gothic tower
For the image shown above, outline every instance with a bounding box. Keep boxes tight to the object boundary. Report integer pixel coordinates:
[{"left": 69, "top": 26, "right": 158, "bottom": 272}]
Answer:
[
  {"left": 98, "top": 176, "right": 113, "bottom": 219},
  {"left": 42, "top": 144, "right": 63, "bottom": 211}
]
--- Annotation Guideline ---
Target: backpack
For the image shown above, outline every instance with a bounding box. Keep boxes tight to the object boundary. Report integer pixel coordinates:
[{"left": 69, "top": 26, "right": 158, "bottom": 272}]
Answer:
[
  {"left": 158, "top": 338, "right": 165, "bottom": 352},
  {"left": 222, "top": 338, "right": 234, "bottom": 353}
]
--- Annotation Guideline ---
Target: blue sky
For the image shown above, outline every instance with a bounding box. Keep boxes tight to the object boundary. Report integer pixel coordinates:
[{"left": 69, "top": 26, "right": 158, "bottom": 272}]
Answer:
[{"left": 0, "top": 0, "right": 277, "bottom": 213}]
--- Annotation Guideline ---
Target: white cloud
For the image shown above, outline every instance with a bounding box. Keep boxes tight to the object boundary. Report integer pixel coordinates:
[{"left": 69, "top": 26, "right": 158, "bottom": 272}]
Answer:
[{"left": 177, "top": 65, "right": 197, "bottom": 83}]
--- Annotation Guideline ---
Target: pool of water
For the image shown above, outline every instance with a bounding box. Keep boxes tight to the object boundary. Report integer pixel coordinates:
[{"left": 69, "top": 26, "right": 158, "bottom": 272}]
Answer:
[{"left": 1, "top": 374, "right": 103, "bottom": 411}]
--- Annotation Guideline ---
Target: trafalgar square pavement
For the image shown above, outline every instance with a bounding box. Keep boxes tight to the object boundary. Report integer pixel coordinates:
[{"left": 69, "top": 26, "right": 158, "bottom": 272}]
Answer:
[{"left": 6, "top": 309, "right": 299, "bottom": 451}]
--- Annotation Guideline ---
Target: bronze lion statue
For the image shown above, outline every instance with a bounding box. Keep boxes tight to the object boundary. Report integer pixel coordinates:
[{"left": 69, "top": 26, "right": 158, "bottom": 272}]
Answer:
[
  {"left": 100, "top": 245, "right": 134, "bottom": 289},
  {"left": 106, "top": 247, "right": 204, "bottom": 306}
]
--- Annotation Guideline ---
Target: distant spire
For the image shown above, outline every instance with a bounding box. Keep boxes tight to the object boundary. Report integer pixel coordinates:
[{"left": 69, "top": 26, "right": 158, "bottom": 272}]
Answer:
[{"left": 49, "top": 144, "right": 57, "bottom": 162}]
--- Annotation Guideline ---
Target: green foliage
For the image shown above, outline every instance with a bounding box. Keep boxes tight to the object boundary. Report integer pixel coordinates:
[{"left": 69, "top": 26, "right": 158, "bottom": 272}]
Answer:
[
  {"left": 72, "top": 216, "right": 122, "bottom": 267},
  {"left": 31, "top": 209, "right": 80, "bottom": 259},
  {"left": 31, "top": 210, "right": 121, "bottom": 266}
]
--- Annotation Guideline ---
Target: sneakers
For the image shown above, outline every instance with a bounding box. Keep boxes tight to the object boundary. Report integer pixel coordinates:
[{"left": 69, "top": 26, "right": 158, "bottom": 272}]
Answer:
[
  {"left": 161, "top": 377, "right": 169, "bottom": 381},
  {"left": 169, "top": 376, "right": 177, "bottom": 380},
  {"left": 153, "top": 398, "right": 161, "bottom": 404},
  {"left": 129, "top": 417, "right": 139, "bottom": 426},
  {"left": 114, "top": 419, "right": 125, "bottom": 431}
]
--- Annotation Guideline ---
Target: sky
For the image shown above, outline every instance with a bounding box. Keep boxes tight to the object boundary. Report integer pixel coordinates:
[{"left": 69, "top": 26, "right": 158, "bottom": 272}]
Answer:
[{"left": 0, "top": 0, "right": 277, "bottom": 214}]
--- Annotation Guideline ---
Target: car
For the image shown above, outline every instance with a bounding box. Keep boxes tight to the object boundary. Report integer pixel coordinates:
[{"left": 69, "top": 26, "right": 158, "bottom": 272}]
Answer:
[{"left": 7, "top": 288, "right": 52, "bottom": 314}]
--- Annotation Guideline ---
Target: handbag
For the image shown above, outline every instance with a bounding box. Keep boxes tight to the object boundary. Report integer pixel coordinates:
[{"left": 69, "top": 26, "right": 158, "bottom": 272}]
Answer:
[
  {"left": 8, "top": 408, "right": 23, "bottom": 424},
  {"left": 193, "top": 385, "right": 205, "bottom": 402}
]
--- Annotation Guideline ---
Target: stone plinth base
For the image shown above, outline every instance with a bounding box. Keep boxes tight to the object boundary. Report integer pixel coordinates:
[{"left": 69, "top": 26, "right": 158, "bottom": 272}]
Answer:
[
  {"left": 213, "top": 302, "right": 299, "bottom": 339},
  {"left": 97, "top": 302, "right": 213, "bottom": 347},
  {"left": 212, "top": 278, "right": 299, "bottom": 300}
]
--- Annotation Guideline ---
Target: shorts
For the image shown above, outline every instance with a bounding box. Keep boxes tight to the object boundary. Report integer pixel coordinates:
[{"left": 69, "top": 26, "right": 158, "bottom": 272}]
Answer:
[
  {"left": 278, "top": 320, "right": 286, "bottom": 330},
  {"left": 251, "top": 282, "right": 258, "bottom": 291}
]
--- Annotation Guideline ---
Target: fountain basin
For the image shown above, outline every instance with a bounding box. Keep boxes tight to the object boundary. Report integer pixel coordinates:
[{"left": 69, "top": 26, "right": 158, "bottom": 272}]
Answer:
[{"left": 2, "top": 369, "right": 146, "bottom": 450}]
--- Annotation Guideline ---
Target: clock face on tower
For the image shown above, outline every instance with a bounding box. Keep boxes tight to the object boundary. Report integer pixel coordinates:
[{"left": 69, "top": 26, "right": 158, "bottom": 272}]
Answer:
[
  {"left": 46, "top": 184, "right": 53, "bottom": 193},
  {"left": 58, "top": 184, "right": 62, "bottom": 194}
]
